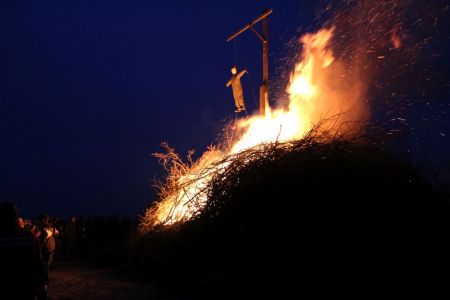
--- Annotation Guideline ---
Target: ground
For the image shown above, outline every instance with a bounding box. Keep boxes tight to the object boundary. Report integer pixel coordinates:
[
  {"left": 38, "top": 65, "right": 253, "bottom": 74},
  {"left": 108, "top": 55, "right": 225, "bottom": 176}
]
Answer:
[{"left": 48, "top": 261, "right": 177, "bottom": 300}]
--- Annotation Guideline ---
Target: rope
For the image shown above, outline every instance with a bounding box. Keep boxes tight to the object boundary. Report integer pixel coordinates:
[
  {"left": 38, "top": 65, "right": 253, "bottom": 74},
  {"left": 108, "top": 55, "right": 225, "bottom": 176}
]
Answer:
[{"left": 234, "top": 39, "right": 238, "bottom": 66}]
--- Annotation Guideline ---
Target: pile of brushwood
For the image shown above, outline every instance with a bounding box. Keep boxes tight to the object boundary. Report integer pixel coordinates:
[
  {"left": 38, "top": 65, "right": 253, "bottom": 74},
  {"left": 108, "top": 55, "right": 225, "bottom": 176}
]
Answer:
[{"left": 132, "top": 133, "right": 450, "bottom": 299}]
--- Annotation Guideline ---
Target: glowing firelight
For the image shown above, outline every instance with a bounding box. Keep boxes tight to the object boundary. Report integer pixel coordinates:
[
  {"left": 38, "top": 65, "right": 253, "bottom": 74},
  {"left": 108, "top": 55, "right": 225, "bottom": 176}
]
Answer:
[{"left": 144, "top": 26, "right": 367, "bottom": 227}]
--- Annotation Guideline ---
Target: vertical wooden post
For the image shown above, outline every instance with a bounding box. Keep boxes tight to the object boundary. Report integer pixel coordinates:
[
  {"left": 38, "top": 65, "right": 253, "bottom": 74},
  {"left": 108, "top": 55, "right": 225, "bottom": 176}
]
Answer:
[
  {"left": 260, "top": 17, "right": 269, "bottom": 115},
  {"left": 226, "top": 9, "right": 273, "bottom": 116}
]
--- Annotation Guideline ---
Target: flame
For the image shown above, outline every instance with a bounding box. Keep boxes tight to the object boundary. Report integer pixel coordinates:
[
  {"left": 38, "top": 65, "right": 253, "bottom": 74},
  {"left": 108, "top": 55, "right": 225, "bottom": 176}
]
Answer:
[
  {"left": 390, "top": 26, "right": 402, "bottom": 49},
  {"left": 145, "top": 27, "right": 367, "bottom": 227},
  {"left": 231, "top": 27, "right": 336, "bottom": 154},
  {"left": 150, "top": 149, "right": 223, "bottom": 225}
]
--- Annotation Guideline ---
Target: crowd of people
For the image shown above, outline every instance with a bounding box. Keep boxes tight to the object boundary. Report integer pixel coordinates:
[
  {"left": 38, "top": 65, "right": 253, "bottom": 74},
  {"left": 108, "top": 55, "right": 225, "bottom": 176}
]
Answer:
[{"left": 0, "top": 202, "right": 136, "bottom": 300}]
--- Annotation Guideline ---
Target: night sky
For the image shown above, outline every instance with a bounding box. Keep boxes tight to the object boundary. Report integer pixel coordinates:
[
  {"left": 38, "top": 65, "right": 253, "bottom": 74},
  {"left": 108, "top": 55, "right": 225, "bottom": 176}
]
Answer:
[{"left": 1, "top": 1, "right": 449, "bottom": 218}]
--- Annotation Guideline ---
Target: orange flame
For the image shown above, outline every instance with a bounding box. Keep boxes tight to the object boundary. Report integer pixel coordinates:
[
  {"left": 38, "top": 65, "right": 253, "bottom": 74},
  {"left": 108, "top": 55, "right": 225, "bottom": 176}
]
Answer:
[
  {"left": 390, "top": 26, "right": 402, "bottom": 49},
  {"left": 146, "top": 27, "right": 368, "bottom": 227}
]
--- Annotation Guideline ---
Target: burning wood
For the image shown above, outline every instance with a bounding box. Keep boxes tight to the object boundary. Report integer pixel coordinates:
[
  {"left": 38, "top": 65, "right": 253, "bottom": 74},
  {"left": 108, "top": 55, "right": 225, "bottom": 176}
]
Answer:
[
  {"left": 141, "top": 25, "right": 369, "bottom": 231},
  {"left": 139, "top": 120, "right": 364, "bottom": 233}
]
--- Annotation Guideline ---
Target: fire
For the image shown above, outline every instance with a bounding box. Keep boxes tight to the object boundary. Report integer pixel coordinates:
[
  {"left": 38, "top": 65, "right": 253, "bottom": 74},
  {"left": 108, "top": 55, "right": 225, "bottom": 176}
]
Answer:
[
  {"left": 148, "top": 148, "right": 223, "bottom": 226},
  {"left": 231, "top": 27, "right": 336, "bottom": 154},
  {"left": 144, "top": 26, "right": 367, "bottom": 228},
  {"left": 390, "top": 26, "right": 402, "bottom": 49}
]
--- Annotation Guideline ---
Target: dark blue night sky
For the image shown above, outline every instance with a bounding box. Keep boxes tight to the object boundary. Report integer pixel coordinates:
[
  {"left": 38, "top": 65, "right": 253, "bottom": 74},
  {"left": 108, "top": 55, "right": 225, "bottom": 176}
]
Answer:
[{"left": 1, "top": 1, "right": 449, "bottom": 218}]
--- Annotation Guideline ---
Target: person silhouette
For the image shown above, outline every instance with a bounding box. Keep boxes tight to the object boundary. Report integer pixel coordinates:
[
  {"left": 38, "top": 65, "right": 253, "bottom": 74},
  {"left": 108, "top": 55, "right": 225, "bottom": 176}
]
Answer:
[{"left": 0, "top": 202, "right": 47, "bottom": 299}]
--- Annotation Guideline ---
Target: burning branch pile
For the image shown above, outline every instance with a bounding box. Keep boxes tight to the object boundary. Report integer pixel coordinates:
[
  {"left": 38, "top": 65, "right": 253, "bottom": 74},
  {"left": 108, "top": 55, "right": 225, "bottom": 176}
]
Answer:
[
  {"left": 140, "top": 144, "right": 223, "bottom": 229},
  {"left": 140, "top": 0, "right": 445, "bottom": 231},
  {"left": 140, "top": 25, "right": 371, "bottom": 230},
  {"left": 133, "top": 131, "right": 449, "bottom": 298},
  {"left": 140, "top": 121, "right": 364, "bottom": 233}
]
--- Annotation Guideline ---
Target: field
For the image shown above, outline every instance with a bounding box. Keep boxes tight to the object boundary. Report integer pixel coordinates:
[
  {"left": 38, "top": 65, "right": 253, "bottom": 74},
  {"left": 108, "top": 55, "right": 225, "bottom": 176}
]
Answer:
[{"left": 48, "top": 261, "right": 176, "bottom": 300}]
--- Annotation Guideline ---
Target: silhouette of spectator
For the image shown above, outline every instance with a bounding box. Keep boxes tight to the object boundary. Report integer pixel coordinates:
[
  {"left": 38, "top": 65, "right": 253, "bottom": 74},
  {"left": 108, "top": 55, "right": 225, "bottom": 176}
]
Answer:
[
  {"left": 17, "top": 217, "right": 25, "bottom": 229},
  {"left": 65, "top": 216, "right": 77, "bottom": 259},
  {"left": 38, "top": 214, "right": 58, "bottom": 270},
  {"left": 0, "top": 202, "right": 46, "bottom": 299},
  {"left": 77, "top": 217, "right": 89, "bottom": 257},
  {"left": 51, "top": 216, "right": 63, "bottom": 259}
]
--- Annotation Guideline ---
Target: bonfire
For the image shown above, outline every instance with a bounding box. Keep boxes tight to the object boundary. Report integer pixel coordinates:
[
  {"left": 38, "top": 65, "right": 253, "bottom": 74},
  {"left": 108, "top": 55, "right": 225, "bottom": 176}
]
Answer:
[
  {"left": 140, "top": 24, "right": 370, "bottom": 232},
  {"left": 133, "top": 3, "right": 450, "bottom": 299}
]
